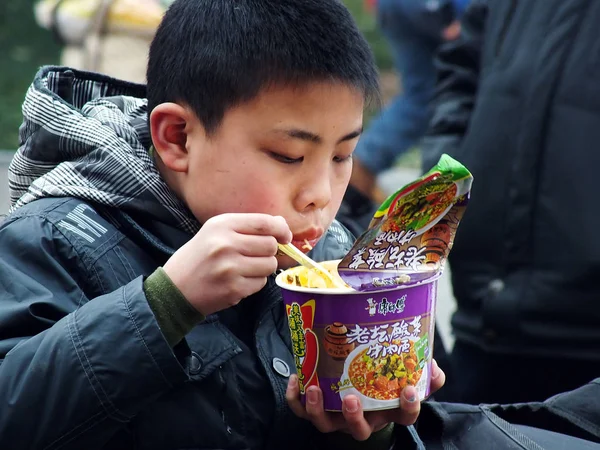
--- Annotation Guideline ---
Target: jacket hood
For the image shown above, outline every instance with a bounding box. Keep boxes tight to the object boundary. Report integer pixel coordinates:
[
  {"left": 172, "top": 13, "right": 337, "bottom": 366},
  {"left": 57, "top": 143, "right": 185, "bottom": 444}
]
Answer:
[{"left": 9, "top": 66, "right": 200, "bottom": 234}]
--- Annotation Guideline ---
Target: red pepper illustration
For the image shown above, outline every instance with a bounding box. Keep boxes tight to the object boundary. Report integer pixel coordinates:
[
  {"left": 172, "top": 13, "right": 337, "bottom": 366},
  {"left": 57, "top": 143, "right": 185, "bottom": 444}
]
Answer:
[
  {"left": 287, "top": 300, "right": 315, "bottom": 330},
  {"left": 286, "top": 300, "right": 320, "bottom": 392},
  {"left": 302, "top": 329, "right": 319, "bottom": 389}
]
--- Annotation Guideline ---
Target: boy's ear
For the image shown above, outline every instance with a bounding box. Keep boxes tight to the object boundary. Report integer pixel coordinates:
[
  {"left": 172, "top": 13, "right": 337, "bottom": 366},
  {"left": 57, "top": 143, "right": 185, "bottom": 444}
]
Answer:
[{"left": 150, "top": 103, "right": 194, "bottom": 173}]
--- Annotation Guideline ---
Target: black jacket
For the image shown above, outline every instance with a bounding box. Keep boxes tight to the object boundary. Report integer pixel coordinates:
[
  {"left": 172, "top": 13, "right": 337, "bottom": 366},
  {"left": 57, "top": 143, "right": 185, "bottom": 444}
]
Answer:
[
  {"left": 422, "top": 0, "right": 600, "bottom": 360},
  {"left": 0, "top": 196, "right": 355, "bottom": 449}
]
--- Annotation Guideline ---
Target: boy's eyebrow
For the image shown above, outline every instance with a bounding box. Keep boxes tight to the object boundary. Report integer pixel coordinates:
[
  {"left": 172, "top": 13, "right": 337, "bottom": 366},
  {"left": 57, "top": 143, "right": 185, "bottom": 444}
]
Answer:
[{"left": 274, "top": 127, "right": 363, "bottom": 144}]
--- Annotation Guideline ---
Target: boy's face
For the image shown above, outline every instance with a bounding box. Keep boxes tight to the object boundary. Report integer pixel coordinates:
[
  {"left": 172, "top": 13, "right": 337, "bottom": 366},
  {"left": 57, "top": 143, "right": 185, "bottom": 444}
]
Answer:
[{"left": 182, "top": 82, "right": 364, "bottom": 253}]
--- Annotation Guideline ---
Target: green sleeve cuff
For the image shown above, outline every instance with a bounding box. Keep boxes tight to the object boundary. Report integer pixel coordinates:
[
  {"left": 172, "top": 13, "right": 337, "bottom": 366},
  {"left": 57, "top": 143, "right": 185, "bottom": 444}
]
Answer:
[
  {"left": 143, "top": 267, "right": 204, "bottom": 347},
  {"left": 321, "top": 423, "right": 395, "bottom": 450}
]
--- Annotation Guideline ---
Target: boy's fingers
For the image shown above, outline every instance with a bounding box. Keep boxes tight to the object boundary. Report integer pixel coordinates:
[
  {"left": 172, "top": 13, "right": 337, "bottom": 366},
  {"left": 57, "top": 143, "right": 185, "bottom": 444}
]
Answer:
[
  {"left": 286, "top": 375, "right": 308, "bottom": 419},
  {"left": 341, "top": 396, "right": 372, "bottom": 441},
  {"left": 362, "top": 410, "right": 393, "bottom": 432},
  {"left": 233, "top": 276, "right": 269, "bottom": 299},
  {"left": 429, "top": 359, "right": 446, "bottom": 394},
  {"left": 286, "top": 379, "right": 345, "bottom": 433},
  {"left": 237, "top": 235, "right": 279, "bottom": 257},
  {"left": 237, "top": 256, "right": 279, "bottom": 277},
  {"left": 230, "top": 214, "right": 292, "bottom": 243},
  {"left": 304, "top": 387, "right": 336, "bottom": 433},
  {"left": 386, "top": 386, "right": 420, "bottom": 426}
]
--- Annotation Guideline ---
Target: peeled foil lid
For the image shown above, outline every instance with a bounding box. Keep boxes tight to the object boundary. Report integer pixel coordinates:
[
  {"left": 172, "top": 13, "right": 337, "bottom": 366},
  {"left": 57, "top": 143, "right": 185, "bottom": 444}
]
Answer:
[{"left": 337, "top": 154, "right": 473, "bottom": 292}]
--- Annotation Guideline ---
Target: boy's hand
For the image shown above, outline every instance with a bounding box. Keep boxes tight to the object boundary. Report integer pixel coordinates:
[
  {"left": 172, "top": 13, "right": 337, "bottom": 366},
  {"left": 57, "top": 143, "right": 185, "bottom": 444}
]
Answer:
[
  {"left": 286, "top": 359, "right": 446, "bottom": 441},
  {"left": 163, "top": 213, "right": 292, "bottom": 316}
]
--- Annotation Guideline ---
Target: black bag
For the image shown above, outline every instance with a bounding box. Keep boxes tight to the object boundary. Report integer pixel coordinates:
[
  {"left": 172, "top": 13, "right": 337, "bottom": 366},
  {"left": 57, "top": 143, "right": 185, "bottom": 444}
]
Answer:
[{"left": 396, "top": 378, "right": 600, "bottom": 449}]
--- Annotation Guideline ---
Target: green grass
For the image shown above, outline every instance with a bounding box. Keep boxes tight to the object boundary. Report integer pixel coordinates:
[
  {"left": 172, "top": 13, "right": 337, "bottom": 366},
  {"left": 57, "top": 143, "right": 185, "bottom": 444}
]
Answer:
[
  {"left": 0, "top": 1, "right": 62, "bottom": 150},
  {"left": 0, "top": 0, "right": 391, "bottom": 151}
]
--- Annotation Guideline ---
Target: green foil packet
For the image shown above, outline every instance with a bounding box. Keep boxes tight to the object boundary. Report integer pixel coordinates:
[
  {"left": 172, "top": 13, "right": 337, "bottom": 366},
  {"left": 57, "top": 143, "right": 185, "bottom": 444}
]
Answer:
[{"left": 338, "top": 154, "right": 473, "bottom": 291}]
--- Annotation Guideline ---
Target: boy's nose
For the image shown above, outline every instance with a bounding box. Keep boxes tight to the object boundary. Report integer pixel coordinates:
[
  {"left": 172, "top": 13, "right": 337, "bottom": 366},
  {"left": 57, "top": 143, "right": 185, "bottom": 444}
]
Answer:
[{"left": 295, "top": 169, "right": 333, "bottom": 211}]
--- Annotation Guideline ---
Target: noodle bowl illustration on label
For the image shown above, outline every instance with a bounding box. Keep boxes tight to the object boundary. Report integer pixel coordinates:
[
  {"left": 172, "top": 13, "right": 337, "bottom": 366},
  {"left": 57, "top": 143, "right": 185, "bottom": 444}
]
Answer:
[{"left": 338, "top": 336, "right": 430, "bottom": 410}]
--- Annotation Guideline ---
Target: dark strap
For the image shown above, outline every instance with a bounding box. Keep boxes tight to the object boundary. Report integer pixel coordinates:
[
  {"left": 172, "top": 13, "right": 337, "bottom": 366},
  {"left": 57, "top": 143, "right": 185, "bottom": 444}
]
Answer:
[
  {"left": 490, "top": 379, "right": 600, "bottom": 443},
  {"left": 411, "top": 379, "right": 600, "bottom": 449}
]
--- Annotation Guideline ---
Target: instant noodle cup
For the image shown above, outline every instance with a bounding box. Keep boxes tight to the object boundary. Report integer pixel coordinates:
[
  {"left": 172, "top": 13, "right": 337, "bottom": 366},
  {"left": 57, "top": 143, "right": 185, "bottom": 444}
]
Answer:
[
  {"left": 278, "top": 155, "right": 473, "bottom": 411},
  {"left": 277, "top": 261, "right": 440, "bottom": 412}
]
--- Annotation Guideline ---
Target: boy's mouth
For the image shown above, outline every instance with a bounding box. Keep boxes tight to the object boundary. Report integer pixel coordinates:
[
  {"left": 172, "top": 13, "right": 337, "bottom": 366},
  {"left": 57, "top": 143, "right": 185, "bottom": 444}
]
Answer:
[{"left": 291, "top": 229, "right": 323, "bottom": 253}]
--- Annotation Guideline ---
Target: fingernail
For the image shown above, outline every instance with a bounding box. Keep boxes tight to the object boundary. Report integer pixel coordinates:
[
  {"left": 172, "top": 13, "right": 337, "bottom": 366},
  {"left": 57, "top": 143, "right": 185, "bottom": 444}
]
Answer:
[
  {"left": 288, "top": 375, "right": 296, "bottom": 389},
  {"left": 431, "top": 360, "right": 440, "bottom": 380},
  {"left": 307, "top": 388, "right": 318, "bottom": 405},
  {"left": 404, "top": 388, "right": 417, "bottom": 403},
  {"left": 345, "top": 397, "right": 358, "bottom": 413}
]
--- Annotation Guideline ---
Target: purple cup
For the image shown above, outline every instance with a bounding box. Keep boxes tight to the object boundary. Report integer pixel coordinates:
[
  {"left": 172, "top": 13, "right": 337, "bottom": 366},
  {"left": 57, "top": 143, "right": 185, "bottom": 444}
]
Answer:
[{"left": 276, "top": 261, "right": 439, "bottom": 412}]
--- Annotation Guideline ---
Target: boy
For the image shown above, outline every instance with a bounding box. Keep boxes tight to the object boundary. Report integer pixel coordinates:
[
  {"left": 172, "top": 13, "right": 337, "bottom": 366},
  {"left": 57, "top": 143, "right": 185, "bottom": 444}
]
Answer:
[{"left": 0, "top": 0, "right": 444, "bottom": 449}]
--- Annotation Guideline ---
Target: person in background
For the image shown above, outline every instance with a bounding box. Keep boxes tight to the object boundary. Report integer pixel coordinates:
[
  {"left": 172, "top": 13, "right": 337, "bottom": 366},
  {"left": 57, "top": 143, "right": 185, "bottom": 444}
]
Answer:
[
  {"left": 350, "top": 0, "right": 470, "bottom": 204},
  {"left": 421, "top": 0, "right": 600, "bottom": 404}
]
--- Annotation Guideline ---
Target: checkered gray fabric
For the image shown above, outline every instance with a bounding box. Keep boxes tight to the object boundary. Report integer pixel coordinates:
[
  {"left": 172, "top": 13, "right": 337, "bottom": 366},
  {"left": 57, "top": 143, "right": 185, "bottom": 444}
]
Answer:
[{"left": 8, "top": 66, "right": 200, "bottom": 234}]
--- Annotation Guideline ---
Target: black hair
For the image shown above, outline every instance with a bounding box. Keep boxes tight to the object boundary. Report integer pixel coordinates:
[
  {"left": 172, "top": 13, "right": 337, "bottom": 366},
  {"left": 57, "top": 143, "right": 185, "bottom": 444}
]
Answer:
[{"left": 147, "top": 0, "right": 380, "bottom": 133}]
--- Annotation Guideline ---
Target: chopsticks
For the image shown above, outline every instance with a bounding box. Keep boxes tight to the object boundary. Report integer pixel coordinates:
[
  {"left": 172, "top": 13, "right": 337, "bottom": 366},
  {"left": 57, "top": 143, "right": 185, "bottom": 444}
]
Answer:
[{"left": 277, "top": 243, "right": 347, "bottom": 289}]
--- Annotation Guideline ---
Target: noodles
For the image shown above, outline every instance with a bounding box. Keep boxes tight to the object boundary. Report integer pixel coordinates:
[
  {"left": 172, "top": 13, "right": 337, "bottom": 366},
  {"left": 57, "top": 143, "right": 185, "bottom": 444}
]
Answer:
[
  {"left": 282, "top": 263, "right": 349, "bottom": 289},
  {"left": 285, "top": 266, "right": 329, "bottom": 289},
  {"left": 302, "top": 239, "right": 313, "bottom": 251}
]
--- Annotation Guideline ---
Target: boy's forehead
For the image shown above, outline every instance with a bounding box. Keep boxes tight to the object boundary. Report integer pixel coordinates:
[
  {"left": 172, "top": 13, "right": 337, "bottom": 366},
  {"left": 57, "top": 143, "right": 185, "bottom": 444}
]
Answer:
[{"left": 226, "top": 81, "right": 365, "bottom": 128}]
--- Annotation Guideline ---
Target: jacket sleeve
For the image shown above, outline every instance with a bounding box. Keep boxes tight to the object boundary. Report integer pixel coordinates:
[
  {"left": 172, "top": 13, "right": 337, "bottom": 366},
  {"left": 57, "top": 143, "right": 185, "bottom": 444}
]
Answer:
[
  {"left": 420, "top": 0, "right": 488, "bottom": 172},
  {"left": 0, "top": 215, "right": 190, "bottom": 449},
  {"left": 310, "top": 219, "right": 355, "bottom": 262}
]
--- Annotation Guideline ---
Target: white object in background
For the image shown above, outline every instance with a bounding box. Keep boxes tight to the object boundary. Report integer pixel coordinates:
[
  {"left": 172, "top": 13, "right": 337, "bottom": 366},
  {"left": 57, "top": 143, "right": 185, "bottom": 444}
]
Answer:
[{"left": 34, "top": 0, "right": 166, "bottom": 46}]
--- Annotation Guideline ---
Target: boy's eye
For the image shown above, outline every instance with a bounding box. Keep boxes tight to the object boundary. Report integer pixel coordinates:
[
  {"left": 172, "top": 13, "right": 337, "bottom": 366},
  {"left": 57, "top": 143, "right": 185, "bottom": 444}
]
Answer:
[
  {"left": 334, "top": 153, "right": 353, "bottom": 163},
  {"left": 269, "top": 152, "right": 303, "bottom": 164}
]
